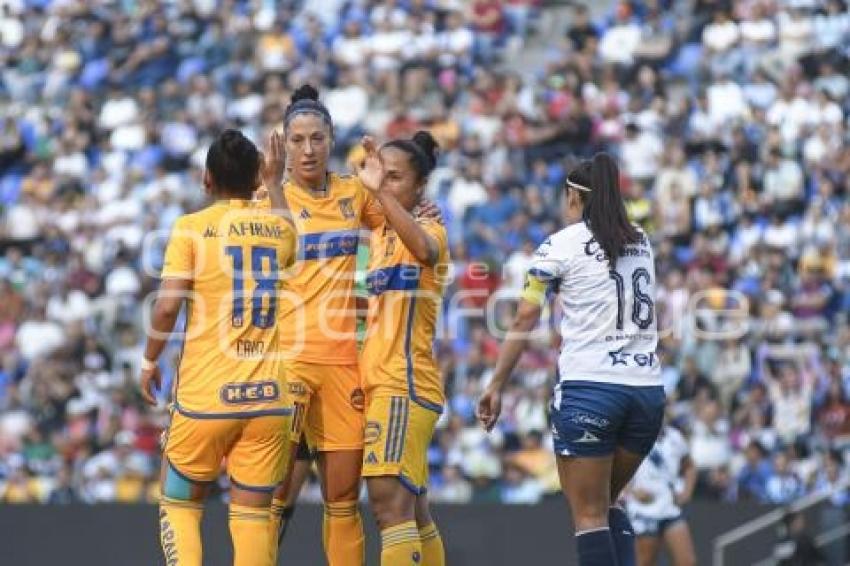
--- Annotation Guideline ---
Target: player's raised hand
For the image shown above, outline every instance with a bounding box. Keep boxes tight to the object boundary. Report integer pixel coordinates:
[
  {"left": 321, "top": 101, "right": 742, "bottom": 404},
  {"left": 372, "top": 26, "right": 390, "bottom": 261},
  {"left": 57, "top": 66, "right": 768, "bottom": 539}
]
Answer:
[
  {"left": 357, "top": 136, "right": 385, "bottom": 193},
  {"left": 476, "top": 385, "right": 503, "bottom": 432},
  {"left": 261, "top": 129, "right": 287, "bottom": 191},
  {"left": 140, "top": 363, "right": 162, "bottom": 406}
]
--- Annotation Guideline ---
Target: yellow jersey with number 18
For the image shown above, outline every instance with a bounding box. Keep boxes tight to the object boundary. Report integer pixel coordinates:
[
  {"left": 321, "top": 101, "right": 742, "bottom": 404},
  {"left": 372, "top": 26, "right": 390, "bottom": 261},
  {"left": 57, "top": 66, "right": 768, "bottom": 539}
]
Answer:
[
  {"left": 161, "top": 199, "right": 296, "bottom": 417},
  {"left": 360, "top": 218, "right": 450, "bottom": 412}
]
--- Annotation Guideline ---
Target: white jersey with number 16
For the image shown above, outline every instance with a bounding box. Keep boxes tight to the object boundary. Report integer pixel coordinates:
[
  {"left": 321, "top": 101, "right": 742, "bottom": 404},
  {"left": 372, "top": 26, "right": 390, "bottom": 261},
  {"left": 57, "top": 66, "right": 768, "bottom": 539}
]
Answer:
[{"left": 527, "top": 221, "right": 661, "bottom": 387}]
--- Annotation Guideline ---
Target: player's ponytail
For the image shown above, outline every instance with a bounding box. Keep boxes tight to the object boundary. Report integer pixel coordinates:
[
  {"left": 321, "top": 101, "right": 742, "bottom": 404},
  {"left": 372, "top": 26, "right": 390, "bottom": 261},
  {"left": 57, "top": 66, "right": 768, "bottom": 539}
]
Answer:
[
  {"left": 205, "top": 129, "right": 261, "bottom": 198},
  {"left": 385, "top": 130, "right": 440, "bottom": 182},
  {"left": 567, "top": 153, "right": 638, "bottom": 268}
]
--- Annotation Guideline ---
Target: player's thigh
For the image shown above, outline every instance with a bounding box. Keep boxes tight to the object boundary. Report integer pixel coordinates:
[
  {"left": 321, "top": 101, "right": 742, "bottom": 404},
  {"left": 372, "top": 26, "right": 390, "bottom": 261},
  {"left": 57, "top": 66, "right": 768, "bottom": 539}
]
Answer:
[
  {"left": 611, "top": 446, "right": 648, "bottom": 502},
  {"left": 635, "top": 534, "right": 662, "bottom": 566},
  {"left": 551, "top": 381, "right": 627, "bottom": 525},
  {"left": 308, "top": 364, "right": 365, "bottom": 451},
  {"left": 662, "top": 519, "right": 696, "bottom": 566},
  {"left": 318, "top": 449, "right": 363, "bottom": 502},
  {"left": 227, "top": 414, "right": 291, "bottom": 495},
  {"left": 556, "top": 455, "right": 613, "bottom": 530},
  {"left": 163, "top": 412, "right": 236, "bottom": 493},
  {"left": 362, "top": 395, "right": 438, "bottom": 496},
  {"left": 366, "top": 476, "right": 416, "bottom": 527}
]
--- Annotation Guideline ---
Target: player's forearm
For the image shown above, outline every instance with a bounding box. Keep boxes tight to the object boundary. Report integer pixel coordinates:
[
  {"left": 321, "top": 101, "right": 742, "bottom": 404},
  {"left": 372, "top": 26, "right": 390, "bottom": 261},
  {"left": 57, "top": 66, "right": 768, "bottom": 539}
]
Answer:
[
  {"left": 490, "top": 303, "right": 541, "bottom": 391},
  {"left": 143, "top": 299, "right": 181, "bottom": 362},
  {"left": 267, "top": 183, "right": 294, "bottom": 227},
  {"left": 376, "top": 190, "right": 439, "bottom": 266},
  {"left": 680, "top": 459, "right": 697, "bottom": 502}
]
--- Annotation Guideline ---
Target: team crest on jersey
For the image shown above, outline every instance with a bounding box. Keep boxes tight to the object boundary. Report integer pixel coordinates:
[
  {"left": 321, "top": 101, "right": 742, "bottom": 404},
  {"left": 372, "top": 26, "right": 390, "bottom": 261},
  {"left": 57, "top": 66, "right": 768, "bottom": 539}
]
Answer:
[
  {"left": 350, "top": 387, "right": 365, "bottom": 411},
  {"left": 220, "top": 381, "right": 280, "bottom": 405},
  {"left": 364, "top": 421, "right": 382, "bottom": 445},
  {"left": 338, "top": 197, "right": 355, "bottom": 219}
]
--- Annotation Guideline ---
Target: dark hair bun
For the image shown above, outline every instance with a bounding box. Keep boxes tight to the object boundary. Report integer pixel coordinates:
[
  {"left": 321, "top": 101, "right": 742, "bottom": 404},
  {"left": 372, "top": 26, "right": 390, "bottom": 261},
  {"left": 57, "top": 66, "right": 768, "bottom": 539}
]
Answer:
[
  {"left": 411, "top": 130, "right": 439, "bottom": 170},
  {"left": 220, "top": 129, "right": 258, "bottom": 162},
  {"left": 292, "top": 84, "right": 320, "bottom": 103}
]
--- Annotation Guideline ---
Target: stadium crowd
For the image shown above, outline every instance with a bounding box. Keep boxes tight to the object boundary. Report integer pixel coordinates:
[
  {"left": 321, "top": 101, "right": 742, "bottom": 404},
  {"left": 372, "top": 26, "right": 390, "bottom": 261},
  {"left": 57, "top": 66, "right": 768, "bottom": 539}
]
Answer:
[{"left": 0, "top": 0, "right": 849, "bottom": 512}]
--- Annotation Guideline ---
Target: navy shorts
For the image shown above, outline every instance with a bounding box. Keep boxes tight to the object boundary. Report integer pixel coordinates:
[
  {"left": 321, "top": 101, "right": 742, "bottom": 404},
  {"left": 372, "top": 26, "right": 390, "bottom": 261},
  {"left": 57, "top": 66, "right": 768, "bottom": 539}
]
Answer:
[
  {"left": 550, "top": 380, "right": 665, "bottom": 458},
  {"left": 631, "top": 514, "right": 684, "bottom": 537}
]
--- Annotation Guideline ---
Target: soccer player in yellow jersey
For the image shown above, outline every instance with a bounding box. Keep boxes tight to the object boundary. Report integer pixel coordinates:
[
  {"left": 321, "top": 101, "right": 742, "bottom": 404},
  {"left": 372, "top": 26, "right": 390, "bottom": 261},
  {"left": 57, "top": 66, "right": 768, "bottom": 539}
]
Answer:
[
  {"left": 140, "top": 129, "right": 297, "bottom": 566},
  {"left": 356, "top": 132, "right": 449, "bottom": 566},
  {"left": 265, "top": 85, "right": 384, "bottom": 566}
]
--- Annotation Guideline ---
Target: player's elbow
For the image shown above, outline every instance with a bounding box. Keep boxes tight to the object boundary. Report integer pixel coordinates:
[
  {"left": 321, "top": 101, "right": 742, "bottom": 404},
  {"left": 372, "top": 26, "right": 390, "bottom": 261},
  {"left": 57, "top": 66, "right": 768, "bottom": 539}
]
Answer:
[{"left": 412, "top": 238, "right": 439, "bottom": 267}]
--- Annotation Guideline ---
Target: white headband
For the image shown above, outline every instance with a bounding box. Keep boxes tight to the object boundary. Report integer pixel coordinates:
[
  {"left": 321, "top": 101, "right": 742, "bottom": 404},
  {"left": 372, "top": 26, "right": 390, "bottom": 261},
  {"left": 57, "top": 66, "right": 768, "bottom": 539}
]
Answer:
[{"left": 566, "top": 179, "right": 591, "bottom": 192}]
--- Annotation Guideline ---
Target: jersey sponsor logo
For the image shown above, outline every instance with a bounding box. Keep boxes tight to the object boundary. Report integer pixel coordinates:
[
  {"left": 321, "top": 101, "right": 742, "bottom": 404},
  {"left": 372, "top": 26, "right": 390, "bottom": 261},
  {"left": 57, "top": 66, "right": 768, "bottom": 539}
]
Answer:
[
  {"left": 583, "top": 236, "right": 608, "bottom": 262},
  {"left": 298, "top": 230, "right": 359, "bottom": 260},
  {"left": 567, "top": 411, "right": 610, "bottom": 429},
  {"left": 202, "top": 225, "right": 220, "bottom": 238},
  {"left": 219, "top": 380, "right": 280, "bottom": 405},
  {"left": 350, "top": 387, "right": 365, "bottom": 412},
  {"left": 338, "top": 197, "right": 355, "bottom": 219},
  {"left": 575, "top": 430, "right": 601, "bottom": 443},
  {"left": 366, "top": 264, "right": 422, "bottom": 296},
  {"left": 364, "top": 421, "right": 382, "bottom": 445},
  {"left": 608, "top": 348, "right": 657, "bottom": 367}
]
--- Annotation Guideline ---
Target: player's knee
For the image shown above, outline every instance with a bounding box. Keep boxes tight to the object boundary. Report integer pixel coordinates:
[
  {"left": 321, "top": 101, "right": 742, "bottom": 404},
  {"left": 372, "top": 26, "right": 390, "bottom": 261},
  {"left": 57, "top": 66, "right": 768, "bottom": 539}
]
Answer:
[
  {"left": 368, "top": 488, "right": 412, "bottom": 529},
  {"left": 414, "top": 495, "right": 433, "bottom": 528},
  {"left": 572, "top": 507, "right": 610, "bottom": 532}
]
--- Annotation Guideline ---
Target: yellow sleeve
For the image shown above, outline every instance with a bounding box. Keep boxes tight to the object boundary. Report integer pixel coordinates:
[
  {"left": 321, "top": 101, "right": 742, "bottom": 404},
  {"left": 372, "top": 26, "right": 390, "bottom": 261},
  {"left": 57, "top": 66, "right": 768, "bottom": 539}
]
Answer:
[
  {"left": 161, "top": 217, "right": 194, "bottom": 280},
  {"left": 422, "top": 220, "right": 449, "bottom": 262}
]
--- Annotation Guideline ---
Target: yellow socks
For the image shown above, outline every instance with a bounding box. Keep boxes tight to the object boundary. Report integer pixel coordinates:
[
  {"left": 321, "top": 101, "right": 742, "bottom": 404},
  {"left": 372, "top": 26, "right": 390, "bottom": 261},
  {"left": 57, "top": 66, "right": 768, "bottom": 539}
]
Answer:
[
  {"left": 418, "top": 523, "right": 445, "bottom": 566},
  {"left": 159, "top": 496, "right": 203, "bottom": 566},
  {"left": 268, "top": 498, "right": 288, "bottom": 564},
  {"left": 381, "top": 521, "right": 422, "bottom": 566},
  {"left": 229, "top": 503, "right": 273, "bottom": 566},
  {"left": 323, "top": 500, "right": 365, "bottom": 566}
]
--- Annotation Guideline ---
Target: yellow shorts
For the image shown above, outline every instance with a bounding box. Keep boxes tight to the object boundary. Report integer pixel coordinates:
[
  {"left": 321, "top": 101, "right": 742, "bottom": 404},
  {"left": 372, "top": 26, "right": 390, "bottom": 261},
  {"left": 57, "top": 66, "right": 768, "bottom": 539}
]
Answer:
[
  {"left": 164, "top": 411, "right": 293, "bottom": 492},
  {"left": 284, "top": 361, "right": 365, "bottom": 451},
  {"left": 361, "top": 395, "right": 439, "bottom": 494}
]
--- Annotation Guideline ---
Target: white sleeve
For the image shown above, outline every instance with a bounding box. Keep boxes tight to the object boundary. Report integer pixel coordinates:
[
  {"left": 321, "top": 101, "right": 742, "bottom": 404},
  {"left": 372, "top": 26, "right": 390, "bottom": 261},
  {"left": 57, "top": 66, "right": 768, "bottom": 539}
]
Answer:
[{"left": 527, "top": 233, "right": 570, "bottom": 283}]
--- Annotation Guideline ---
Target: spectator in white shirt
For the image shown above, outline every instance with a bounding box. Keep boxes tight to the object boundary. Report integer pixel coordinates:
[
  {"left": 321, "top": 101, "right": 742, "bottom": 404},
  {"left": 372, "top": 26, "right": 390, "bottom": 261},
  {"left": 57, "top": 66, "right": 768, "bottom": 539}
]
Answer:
[{"left": 599, "top": 8, "right": 641, "bottom": 66}]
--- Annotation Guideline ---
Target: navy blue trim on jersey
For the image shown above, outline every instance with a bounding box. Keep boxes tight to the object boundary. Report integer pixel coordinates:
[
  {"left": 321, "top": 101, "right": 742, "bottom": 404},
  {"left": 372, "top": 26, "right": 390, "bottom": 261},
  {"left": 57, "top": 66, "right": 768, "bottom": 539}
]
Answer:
[
  {"left": 366, "top": 264, "right": 421, "bottom": 296},
  {"left": 297, "top": 230, "right": 359, "bottom": 261},
  {"left": 174, "top": 402, "right": 293, "bottom": 419},
  {"left": 398, "top": 473, "right": 427, "bottom": 496},
  {"left": 404, "top": 295, "right": 444, "bottom": 414},
  {"left": 550, "top": 380, "right": 664, "bottom": 458}
]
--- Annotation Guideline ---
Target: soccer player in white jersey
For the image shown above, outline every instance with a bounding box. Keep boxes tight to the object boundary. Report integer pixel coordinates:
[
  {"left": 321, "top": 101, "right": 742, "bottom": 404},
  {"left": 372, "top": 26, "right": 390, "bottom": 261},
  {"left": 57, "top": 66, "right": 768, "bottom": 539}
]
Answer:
[
  {"left": 478, "top": 153, "right": 665, "bottom": 566},
  {"left": 625, "top": 419, "right": 697, "bottom": 566}
]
